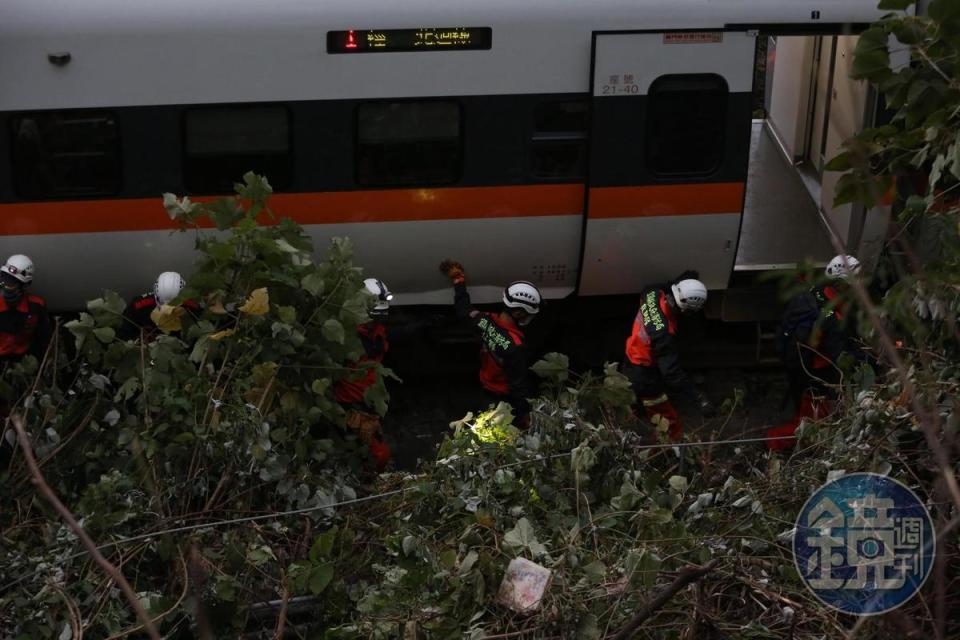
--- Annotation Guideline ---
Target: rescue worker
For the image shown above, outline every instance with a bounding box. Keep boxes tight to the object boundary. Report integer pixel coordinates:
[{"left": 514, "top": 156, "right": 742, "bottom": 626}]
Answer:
[
  {"left": 334, "top": 277, "right": 393, "bottom": 471},
  {"left": 768, "top": 254, "right": 861, "bottom": 450},
  {"left": 623, "top": 276, "right": 714, "bottom": 442},
  {"left": 122, "top": 271, "right": 199, "bottom": 338},
  {"left": 0, "top": 254, "right": 51, "bottom": 362},
  {"left": 438, "top": 259, "right": 539, "bottom": 429}
]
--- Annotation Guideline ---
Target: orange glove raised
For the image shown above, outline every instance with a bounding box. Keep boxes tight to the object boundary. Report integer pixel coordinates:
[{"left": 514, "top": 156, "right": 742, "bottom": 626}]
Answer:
[{"left": 438, "top": 259, "right": 466, "bottom": 284}]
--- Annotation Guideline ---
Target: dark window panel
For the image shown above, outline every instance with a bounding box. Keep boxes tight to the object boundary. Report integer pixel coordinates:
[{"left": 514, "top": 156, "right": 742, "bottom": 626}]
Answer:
[
  {"left": 11, "top": 112, "right": 122, "bottom": 199},
  {"left": 646, "top": 74, "right": 728, "bottom": 177},
  {"left": 530, "top": 140, "right": 587, "bottom": 179},
  {"left": 533, "top": 100, "right": 589, "bottom": 135},
  {"left": 183, "top": 105, "right": 292, "bottom": 194},
  {"left": 355, "top": 101, "right": 461, "bottom": 187},
  {"left": 530, "top": 100, "right": 588, "bottom": 180}
]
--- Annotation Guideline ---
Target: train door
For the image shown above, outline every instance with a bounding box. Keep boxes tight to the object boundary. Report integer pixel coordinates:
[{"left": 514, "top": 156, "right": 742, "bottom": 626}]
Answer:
[{"left": 579, "top": 31, "right": 756, "bottom": 295}]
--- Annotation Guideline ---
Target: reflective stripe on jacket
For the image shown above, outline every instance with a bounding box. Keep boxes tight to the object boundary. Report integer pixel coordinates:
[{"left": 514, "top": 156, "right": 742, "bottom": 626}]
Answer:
[
  {"left": 624, "top": 287, "right": 696, "bottom": 402},
  {"left": 453, "top": 282, "right": 533, "bottom": 417},
  {"left": 625, "top": 289, "right": 676, "bottom": 367}
]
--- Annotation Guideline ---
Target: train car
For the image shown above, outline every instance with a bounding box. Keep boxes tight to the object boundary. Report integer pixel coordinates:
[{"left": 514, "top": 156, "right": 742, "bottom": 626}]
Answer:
[{"left": 0, "top": 0, "right": 895, "bottom": 312}]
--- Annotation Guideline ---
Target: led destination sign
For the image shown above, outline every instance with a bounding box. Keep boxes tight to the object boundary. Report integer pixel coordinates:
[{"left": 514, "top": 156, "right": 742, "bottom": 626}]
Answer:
[{"left": 327, "top": 27, "right": 492, "bottom": 53}]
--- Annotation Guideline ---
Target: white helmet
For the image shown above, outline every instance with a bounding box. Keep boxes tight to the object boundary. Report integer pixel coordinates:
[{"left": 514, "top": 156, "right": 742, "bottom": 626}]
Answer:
[
  {"left": 825, "top": 255, "right": 861, "bottom": 280},
  {"left": 1, "top": 254, "right": 34, "bottom": 284},
  {"left": 154, "top": 271, "right": 185, "bottom": 305},
  {"left": 671, "top": 279, "right": 708, "bottom": 312},
  {"left": 503, "top": 281, "right": 541, "bottom": 315},
  {"left": 363, "top": 277, "right": 393, "bottom": 316}
]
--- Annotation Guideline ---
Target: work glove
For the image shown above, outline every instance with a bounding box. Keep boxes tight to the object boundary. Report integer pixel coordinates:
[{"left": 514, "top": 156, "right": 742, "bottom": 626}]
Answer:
[
  {"left": 697, "top": 391, "right": 717, "bottom": 418},
  {"left": 438, "top": 259, "right": 466, "bottom": 285}
]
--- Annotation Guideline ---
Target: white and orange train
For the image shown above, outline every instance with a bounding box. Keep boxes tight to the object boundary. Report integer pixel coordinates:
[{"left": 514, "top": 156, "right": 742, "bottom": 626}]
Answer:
[{"left": 0, "top": 0, "right": 898, "bottom": 312}]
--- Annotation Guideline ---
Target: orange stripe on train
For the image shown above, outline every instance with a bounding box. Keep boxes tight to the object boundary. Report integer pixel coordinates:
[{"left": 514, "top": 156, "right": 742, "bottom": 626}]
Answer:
[
  {"left": 588, "top": 182, "right": 745, "bottom": 218},
  {"left": 0, "top": 182, "right": 745, "bottom": 235},
  {"left": 0, "top": 185, "right": 585, "bottom": 236}
]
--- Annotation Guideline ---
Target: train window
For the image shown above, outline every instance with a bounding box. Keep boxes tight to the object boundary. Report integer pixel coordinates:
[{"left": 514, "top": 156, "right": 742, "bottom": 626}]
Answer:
[
  {"left": 646, "top": 74, "right": 728, "bottom": 177},
  {"left": 11, "top": 111, "right": 121, "bottom": 199},
  {"left": 530, "top": 101, "right": 588, "bottom": 179},
  {"left": 356, "top": 101, "right": 461, "bottom": 186},
  {"left": 183, "top": 105, "right": 292, "bottom": 193}
]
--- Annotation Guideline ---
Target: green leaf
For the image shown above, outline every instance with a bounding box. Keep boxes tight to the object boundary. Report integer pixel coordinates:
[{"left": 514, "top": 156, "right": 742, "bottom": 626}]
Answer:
[
  {"left": 206, "top": 198, "right": 246, "bottom": 231},
  {"left": 363, "top": 377, "right": 390, "bottom": 417},
  {"left": 87, "top": 290, "right": 127, "bottom": 327},
  {"left": 458, "top": 550, "right": 478, "bottom": 574},
  {"left": 824, "top": 152, "right": 852, "bottom": 172},
  {"left": 277, "top": 305, "right": 297, "bottom": 324},
  {"left": 214, "top": 575, "right": 239, "bottom": 602},
  {"left": 308, "top": 563, "right": 334, "bottom": 595},
  {"left": 310, "top": 526, "right": 339, "bottom": 562},
  {"left": 301, "top": 272, "right": 325, "bottom": 297},
  {"left": 237, "top": 171, "right": 274, "bottom": 203},
  {"left": 323, "top": 318, "right": 345, "bottom": 344},
  {"left": 402, "top": 535, "right": 419, "bottom": 558},
  {"left": 530, "top": 352, "right": 570, "bottom": 382},
  {"left": 668, "top": 475, "right": 689, "bottom": 495},
  {"left": 439, "top": 549, "right": 458, "bottom": 570},
  {"left": 930, "top": 153, "right": 946, "bottom": 188},
  {"left": 892, "top": 18, "right": 926, "bottom": 44},
  {"left": 310, "top": 378, "right": 332, "bottom": 396},
  {"left": 851, "top": 48, "right": 891, "bottom": 80},
  {"left": 626, "top": 549, "right": 662, "bottom": 588},
  {"left": 503, "top": 518, "right": 543, "bottom": 555},
  {"left": 93, "top": 327, "right": 116, "bottom": 344},
  {"left": 929, "top": 0, "right": 960, "bottom": 26},
  {"left": 904, "top": 195, "right": 928, "bottom": 216},
  {"left": 204, "top": 241, "right": 236, "bottom": 265},
  {"left": 951, "top": 132, "right": 960, "bottom": 180},
  {"left": 341, "top": 289, "right": 371, "bottom": 323},
  {"left": 577, "top": 613, "right": 601, "bottom": 639},
  {"left": 582, "top": 560, "right": 606, "bottom": 584},
  {"left": 311, "top": 378, "right": 331, "bottom": 395}
]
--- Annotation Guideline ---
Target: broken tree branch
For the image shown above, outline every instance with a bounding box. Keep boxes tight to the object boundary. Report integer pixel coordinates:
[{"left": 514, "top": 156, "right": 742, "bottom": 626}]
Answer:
[
  {"left": 10, "top": 414, "right": 162, "bottom": 640},
  {"left": 610, "top": 559, "right": 720, "bottom": 640}
]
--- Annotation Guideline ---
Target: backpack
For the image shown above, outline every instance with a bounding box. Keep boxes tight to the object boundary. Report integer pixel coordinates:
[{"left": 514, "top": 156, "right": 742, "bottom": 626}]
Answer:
[{"left": 776, "top": 292, "right": 820, "bottom": 368}]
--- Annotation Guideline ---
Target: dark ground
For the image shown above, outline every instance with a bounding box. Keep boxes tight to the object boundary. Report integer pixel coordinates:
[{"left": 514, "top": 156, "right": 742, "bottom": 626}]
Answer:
[{"left": 379, "top": 321, "right": 793, "bottom": 471}]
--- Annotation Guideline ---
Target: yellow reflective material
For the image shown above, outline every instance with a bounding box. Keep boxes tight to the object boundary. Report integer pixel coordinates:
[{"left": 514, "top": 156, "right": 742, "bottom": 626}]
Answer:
[{"left": 642, "top": 394, "right": 669, "bottom": 407}]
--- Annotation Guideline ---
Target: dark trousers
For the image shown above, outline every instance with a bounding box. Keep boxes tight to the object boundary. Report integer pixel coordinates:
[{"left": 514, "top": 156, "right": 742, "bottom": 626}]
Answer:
[
  {"left": 785, "top": 362, "right": 840, "bottom": 411},
  {"left": 623, "top": 362, "right": 682, "bottom": 442}
]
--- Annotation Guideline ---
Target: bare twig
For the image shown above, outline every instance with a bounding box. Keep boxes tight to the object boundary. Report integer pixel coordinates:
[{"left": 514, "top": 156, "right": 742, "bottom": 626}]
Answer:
[
  {"left": 274, "top": 579, "right": 290, "bottom": 640},
  {"left": 10, "top": 414, "right": 161, "bottom": 640},
  {"left": 103, "top": 552, "right": 190, "bottom": 640},
  {"left": 610, "top": 559, "right": 719, "bottom": 640},
  {"left": 50, "top": 583, "right": 83, "bottom": 640}
]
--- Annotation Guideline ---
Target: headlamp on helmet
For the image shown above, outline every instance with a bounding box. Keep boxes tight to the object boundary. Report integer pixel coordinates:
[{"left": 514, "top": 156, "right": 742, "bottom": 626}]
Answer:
[{"left": 363, "top": 278, "right": 393, "bottom": 316}]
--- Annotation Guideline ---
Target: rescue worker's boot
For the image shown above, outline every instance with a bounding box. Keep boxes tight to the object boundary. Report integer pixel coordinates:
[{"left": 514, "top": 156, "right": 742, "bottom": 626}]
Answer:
[
  {"left": 642, "top": 394, "right": 683, "bottom": 442},
  {"left": 765, "top": 392, "right": 835, "bottom": 451},
  {"left": 766, "top": 417, "right": 801, "bottom": 451}
]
